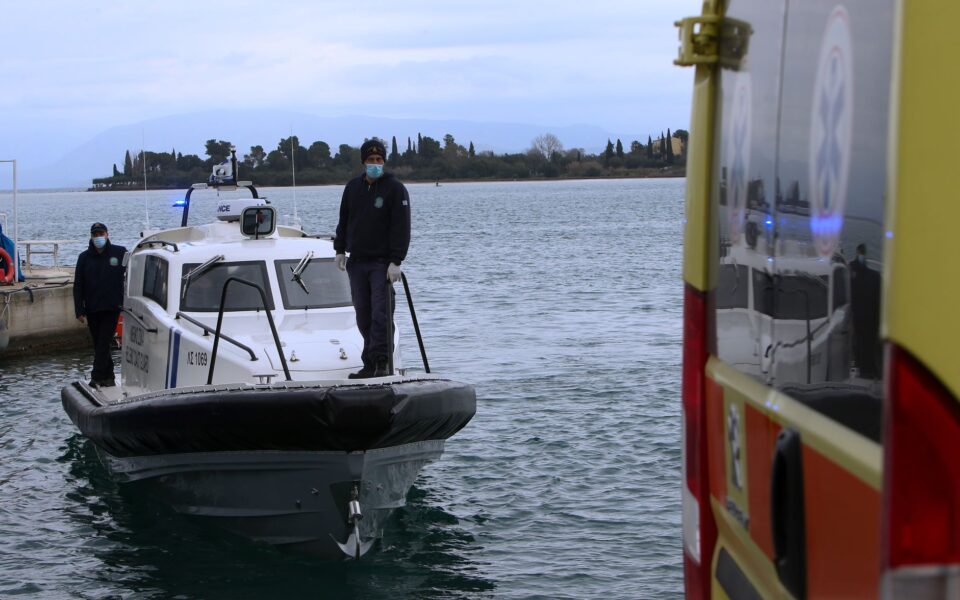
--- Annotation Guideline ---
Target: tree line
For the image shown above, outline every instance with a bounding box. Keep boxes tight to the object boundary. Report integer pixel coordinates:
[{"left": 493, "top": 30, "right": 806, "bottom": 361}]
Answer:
[{"left": 90, "top": 129, "right": 688, "bottom": 190}]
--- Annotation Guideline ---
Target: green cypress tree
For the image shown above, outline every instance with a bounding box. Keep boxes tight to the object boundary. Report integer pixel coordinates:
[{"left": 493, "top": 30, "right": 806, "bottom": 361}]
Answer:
[
  {"left": 390, "top": 136, "right": 399, "bottom": 164},
  {"left": 417, "top": 133, "right": 422, "bottom": 155},
  {"left": 124, "top": 150, "right": 133, "bottom": 176},
  {"left": 647, "top": 135, "right": 653, "bottom": 158},
  {"left": 468, "top": 141, "right": 475, "bottom": 158},
  {"left": 615, "top": 139, "right": 624, "bottom": 159},
  {"left": 604, "top": 139, "right": 614, "bottom": 162},
  {"left": 666, "top": 128, "right": 674, "bottom": 163},
  {"left": 112, "top": 163, "right": 120, "bottom": 177}
]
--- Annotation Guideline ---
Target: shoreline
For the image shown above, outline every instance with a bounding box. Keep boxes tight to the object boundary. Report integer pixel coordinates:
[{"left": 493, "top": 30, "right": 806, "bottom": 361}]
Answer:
[{"left": 85, "top": 167, "right": 686, "bottom": 192}]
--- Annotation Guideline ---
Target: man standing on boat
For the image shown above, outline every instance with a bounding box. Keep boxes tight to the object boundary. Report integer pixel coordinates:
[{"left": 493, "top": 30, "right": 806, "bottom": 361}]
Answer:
[
  {"left": 73, "top": 222, "right": 127, "bottom": 387},
  {"left": 334, "top": 138, "right": 411, "bottom": 378}
]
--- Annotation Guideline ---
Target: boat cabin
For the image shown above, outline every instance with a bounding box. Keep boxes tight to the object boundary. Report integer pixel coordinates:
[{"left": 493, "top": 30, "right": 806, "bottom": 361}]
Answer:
[{"left": 121, "top": 197, "right": 386, "bottom": 398}]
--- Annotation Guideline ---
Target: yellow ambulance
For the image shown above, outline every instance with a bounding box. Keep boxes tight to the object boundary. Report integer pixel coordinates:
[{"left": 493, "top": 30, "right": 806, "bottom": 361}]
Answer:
[{"left": 676, "top": 1, "right": 960, "bottom": 598}]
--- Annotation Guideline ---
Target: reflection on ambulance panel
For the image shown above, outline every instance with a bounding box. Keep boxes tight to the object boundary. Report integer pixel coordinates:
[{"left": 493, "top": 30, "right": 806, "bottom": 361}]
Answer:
[
  {"left": 716, "top": 259, "right": 764, "bottom": 377},
  {"left": 716, "top": 238, "right": 851, "bottom": 385},
  {"left": 849, "top": 243, "right": 882, "bottom": 379}
]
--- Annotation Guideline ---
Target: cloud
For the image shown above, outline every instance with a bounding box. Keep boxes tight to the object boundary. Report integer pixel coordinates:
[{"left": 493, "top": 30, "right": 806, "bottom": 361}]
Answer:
[{"left": 0, "top": 0, "right": 702, "bottom": 172}]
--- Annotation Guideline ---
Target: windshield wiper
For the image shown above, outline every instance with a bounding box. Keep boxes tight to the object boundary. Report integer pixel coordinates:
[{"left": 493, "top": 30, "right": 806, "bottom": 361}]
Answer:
[
  {"left": 290, "top": 251, "right": 314, "bottom": 295},
  {"left": 181, "top": 254, "right": 225, "bottom": 300}
]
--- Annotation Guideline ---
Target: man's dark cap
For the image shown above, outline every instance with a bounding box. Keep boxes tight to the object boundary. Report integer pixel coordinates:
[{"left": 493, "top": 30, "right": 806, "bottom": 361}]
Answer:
[
  {"left": 90, "top": 222, "right": 108, "bottom": 234},
  {"left": 360, "top": 139, "right": 386, "bottom": 163}
]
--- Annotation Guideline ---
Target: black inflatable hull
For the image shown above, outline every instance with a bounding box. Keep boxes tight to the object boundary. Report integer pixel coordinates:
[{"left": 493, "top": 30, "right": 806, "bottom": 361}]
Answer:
[
  {"left": 60, "top": 378, "right": 475, "bottom": 558},
  {"left": 61, "top": 378, "right": 476, "bottom": 458}
]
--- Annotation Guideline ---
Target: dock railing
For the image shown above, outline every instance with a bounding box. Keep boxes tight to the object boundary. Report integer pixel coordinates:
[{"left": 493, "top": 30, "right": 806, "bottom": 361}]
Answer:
[{"left": 21, "top": 240, "right": 73, "bottom": 273}]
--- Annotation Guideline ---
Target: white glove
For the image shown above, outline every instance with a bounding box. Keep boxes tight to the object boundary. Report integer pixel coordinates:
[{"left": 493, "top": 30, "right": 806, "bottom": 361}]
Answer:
[
  {"left": 387, "top": 263, "right": 402, "bottom": 283},
  {"left": 335, "top": 254, "right": 346, "bottom": 271}
]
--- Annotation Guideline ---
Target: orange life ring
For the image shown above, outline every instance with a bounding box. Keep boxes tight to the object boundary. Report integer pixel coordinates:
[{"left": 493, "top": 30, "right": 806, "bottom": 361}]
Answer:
[{"left": 0, "top": 248, "right": 14, "bottom": 283}]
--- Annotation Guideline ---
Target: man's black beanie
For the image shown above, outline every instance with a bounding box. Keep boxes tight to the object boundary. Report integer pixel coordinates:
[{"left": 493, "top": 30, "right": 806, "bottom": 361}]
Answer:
[{"left": 360, "top": 139, "right": 386, "bottom": 163}]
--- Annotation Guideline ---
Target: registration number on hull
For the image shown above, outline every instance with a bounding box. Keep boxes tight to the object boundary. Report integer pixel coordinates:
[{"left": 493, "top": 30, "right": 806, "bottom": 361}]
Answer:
[{"left": 187, "top": 350, "right": 208, "bottom": 367}]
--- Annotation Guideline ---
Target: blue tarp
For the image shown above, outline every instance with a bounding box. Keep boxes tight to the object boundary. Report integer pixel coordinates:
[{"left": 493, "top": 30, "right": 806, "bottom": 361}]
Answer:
[{"left": 0, "top": 223, "right": 23, "bottom": 282}]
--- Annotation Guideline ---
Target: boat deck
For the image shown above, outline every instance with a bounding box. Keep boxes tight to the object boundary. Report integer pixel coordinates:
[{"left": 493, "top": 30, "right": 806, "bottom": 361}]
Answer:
[{"left": 94, "top": 384, "right": 123, "bottom": 403}]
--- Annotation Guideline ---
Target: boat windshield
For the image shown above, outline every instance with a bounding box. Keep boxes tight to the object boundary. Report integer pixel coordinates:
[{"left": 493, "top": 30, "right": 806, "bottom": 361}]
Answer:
[
  {"left": 274, "top": 258, "right": 352, "bottom": 310},
  {"left": 180, "top": 261, "right": 274, "bottom": 312},
  {"left": 752, "top": 271, "right": 829, "bottom": 320}
]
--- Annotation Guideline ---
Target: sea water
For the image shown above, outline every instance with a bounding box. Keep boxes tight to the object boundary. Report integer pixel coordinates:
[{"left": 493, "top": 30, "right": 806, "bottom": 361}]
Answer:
[{"left": 0, "top": 177, "right": 685, "bottom": 599}]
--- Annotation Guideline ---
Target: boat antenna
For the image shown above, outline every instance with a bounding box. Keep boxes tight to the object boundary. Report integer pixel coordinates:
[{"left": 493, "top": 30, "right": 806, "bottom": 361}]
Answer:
[
  {"left": 290, "top": 127, "right": 298, "bottom": 222},
  {"left": 142, "top": 129, "right": 150, "bottom": 230}
]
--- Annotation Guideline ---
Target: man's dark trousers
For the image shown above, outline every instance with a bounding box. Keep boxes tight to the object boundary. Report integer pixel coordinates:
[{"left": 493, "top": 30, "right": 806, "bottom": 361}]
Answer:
[
  {"left": 347, "top": 259, "right": 395, "bottom": 368},
  {"left": 87, "top": 310, "right": 120, "bottom": 383}
]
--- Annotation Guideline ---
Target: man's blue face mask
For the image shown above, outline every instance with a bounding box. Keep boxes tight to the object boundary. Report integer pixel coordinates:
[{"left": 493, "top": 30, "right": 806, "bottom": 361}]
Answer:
[
  {"left": 92, "top": 236, "right": 107, "bottom": 249},
  {"left": 365, "top": 164, "right": 384, "bottom": 180}
]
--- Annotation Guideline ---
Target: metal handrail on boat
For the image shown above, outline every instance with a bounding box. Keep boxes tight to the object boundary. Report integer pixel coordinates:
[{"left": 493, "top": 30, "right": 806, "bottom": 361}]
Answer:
[
  {"left": 180, "top": 182, "right": 260, "bottom": 227},
  {"left": 121, "top": 307, "right": 158, "bottom": 333},
  {"left": 136, "top": 239, "right": 179, "bottom": 252},
  {"left": 399, "top": 272, "right": 430, "bottom": 374},
  {"left": 386, "top": 279, "right": 394, "bottom": 375},
  {"left": 207, "top": 277, "right": 290, "bottom": 384},
  {"left": 175, "top": 311, "right": 257, "bottom": 361}
]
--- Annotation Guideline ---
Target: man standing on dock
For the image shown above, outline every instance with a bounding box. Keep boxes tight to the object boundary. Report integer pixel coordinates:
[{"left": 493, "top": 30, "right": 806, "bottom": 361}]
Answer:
[
  {"left": 334, "top": 138, "right": 411, "bottom": 378},
  {"left": 74, "top": 222, "right": 127, "bottom": 387}
]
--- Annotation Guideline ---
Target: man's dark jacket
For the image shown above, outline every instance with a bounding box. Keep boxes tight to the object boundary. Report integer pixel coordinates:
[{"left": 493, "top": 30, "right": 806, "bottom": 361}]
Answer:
[
  {"left": 334, "top": 172, "right": 410, "bottom": 265},
  {"left": 74, "top": 240, "right": 127, "bottom": 317}
]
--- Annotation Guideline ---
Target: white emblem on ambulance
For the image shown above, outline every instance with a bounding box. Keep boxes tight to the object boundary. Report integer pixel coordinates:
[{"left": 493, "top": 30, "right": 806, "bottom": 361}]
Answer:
[
  {"left": 808, "top": 6, "right": 854, "bottom": 257},
  {"left": 725, "top": 72, "right": 752, "bottom": 244}
]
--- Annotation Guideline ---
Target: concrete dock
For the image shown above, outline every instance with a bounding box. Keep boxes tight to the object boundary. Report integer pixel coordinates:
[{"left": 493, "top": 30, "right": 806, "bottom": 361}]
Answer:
[{"left": 0, "top": 268, "right": 90, "bottom": 359}]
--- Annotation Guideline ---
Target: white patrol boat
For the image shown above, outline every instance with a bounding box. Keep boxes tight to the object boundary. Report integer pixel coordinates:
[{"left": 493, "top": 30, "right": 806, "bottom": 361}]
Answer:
[{"left": 61, "top": 151, "right": 476, "bottom": 559}]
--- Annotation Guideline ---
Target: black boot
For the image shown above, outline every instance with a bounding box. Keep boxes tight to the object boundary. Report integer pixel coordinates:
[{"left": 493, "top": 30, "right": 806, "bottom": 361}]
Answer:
[
  {"left": 348, "top": 365, "right": 374, "bottom": 379},
  {"left": 372, "top": 356, "right": 390, "bottom": 377}
]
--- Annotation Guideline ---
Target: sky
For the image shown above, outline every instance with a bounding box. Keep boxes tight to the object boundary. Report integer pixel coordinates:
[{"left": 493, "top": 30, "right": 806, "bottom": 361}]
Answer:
[{"left": 0, "top": 0, "right": 703, "bottom": 187}]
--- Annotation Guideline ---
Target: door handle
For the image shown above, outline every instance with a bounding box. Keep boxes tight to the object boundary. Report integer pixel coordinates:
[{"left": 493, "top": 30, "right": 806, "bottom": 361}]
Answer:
[{"left": 771, "top": 427, "right": 807, "bottom": 599}]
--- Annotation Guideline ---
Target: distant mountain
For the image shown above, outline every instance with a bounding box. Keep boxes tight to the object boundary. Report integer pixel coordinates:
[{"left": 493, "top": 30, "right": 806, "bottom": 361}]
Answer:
[{"left": 18, "top": 110, "right": 641, "bottom": 189}]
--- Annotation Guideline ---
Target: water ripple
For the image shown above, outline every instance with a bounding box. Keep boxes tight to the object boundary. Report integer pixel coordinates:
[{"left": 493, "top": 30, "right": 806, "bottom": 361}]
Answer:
[{"left": 0, "top": 178, "right": 685, "bottom": 598}]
